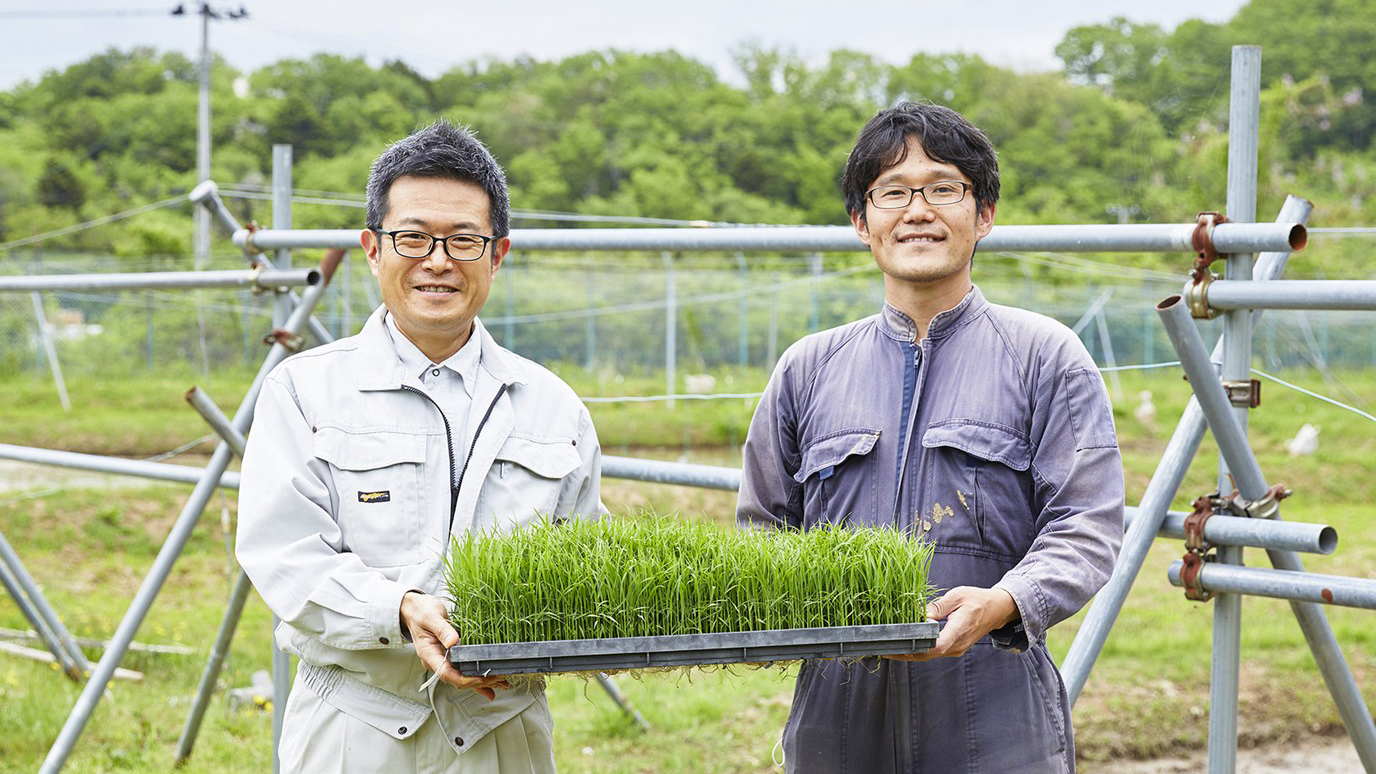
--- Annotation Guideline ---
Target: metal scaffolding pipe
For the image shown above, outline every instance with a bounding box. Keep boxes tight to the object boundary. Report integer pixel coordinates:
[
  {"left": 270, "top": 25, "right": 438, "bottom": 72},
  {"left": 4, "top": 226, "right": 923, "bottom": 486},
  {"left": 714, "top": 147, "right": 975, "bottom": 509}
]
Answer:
[
  {"left": 0, "top": 543, "right": 85, "bottom": 679},
  {"left": 174, "top": 387, "right": 250, "bottom": 763},
  {"left": 1125, "top": 507, "right": 1336, "bottom": 554},
  {"left": 1160, "top": 271, "right": 1376, "bottom": 772},
  {"left": 1209, "top": 45, "right": 1263, "bottom": 771},
  {"left": 232, "top": 222, "right": 1306, "bottom": 255},
  {"left": 1061, "top": 194, "right": 1312, "bottom": 706},
  {"left": 0, "top": 528, "right": 90, "bottom": 679},
  {"left": 0, "top": 443, "right": 241, "bottom": 491},
  {"left": 1203, "top": 280, "right": 1376, "bottom": 311},
  {"left": 185, "top": 387, "right": 247, "bottom": 457},
  {"left": 1157, "top": 295, "right": 1270, "bottom": 498},
  {"left": 39, "top": 261, "right": 334, "bottom": 774},
  {"left": 1168, "top": 561, "right": 1376, "bottom": 610},
  {"left": 175, "top": 570, "right": 254, "bottom": 763},
  {"left": 188, "top": 180, "right": 243, "bottom": 237},
  {"left": 601, "top": 455, "right": 741, "bottom": 491},
  {"left": 0, "top": 268, "right": 319, "bottom": 294}
]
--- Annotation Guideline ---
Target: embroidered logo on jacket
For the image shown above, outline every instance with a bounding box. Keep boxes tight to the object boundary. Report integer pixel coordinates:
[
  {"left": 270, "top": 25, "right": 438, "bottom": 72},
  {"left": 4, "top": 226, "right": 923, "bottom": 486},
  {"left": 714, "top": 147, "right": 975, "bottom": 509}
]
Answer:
[{"left": 358, "top": 491, "right": 391, "bottom": 503}]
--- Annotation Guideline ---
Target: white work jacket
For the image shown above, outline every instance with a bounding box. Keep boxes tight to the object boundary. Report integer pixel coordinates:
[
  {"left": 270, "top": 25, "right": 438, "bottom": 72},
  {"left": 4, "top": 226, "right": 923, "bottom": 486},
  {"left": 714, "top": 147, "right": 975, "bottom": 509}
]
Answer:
[{"left": 237, "top": 306, "right": 605, "bottom": 755}]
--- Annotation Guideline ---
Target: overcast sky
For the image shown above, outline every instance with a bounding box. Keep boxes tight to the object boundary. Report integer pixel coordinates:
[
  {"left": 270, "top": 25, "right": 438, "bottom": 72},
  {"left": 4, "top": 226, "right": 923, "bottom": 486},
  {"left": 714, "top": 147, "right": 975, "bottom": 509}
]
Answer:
[{"left": 1, "top": 1, "right": 1252, "bottom": 91}]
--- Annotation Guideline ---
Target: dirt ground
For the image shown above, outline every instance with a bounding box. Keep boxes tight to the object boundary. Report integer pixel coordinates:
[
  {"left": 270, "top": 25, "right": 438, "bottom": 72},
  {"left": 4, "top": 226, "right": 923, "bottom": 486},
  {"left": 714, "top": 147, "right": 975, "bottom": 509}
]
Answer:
[{"left": 1090, "top": 734, "right": 1363, "bottom": 773}]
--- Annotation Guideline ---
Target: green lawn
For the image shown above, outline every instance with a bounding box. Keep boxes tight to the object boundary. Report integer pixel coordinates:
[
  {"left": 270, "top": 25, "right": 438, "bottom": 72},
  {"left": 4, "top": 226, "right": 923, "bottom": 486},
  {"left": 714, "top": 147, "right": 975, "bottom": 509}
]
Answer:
[{"left": 1, "top": 366, "right": 1374, "bottom": 771}]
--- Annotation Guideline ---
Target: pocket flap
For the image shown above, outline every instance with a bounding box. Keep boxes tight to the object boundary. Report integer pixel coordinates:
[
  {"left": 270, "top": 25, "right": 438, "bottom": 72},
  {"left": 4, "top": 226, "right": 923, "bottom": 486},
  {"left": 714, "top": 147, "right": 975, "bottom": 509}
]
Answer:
[
  {"left": 494, "top": 435, "right": 581, "bottom": 479},
  {"left": 922, "top": 421, "right": 1031, "bottom": 471},
  {"left": 312, "top": 427, "right": 427, "bottom": 471},
  {"left": 793, "top": 429, "right": 880, "bottom": 483}
]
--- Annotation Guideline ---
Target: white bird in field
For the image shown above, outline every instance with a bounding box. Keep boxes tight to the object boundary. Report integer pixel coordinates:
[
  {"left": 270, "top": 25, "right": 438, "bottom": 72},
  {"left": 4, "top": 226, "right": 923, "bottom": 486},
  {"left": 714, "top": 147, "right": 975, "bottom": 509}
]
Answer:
[
  {"left": 1133, "top": 390, "right": 1156, "bottom": 429},
  {"left": 1286, "top": 423, "right": 1320, "bottom": 456}
]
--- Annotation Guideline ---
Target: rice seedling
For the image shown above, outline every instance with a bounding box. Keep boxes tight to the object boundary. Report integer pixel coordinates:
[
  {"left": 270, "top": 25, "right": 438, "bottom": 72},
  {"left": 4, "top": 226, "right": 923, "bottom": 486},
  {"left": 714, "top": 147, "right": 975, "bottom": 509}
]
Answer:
[{"left": 444, "top": 515, "right": 935, "bottom": 646}]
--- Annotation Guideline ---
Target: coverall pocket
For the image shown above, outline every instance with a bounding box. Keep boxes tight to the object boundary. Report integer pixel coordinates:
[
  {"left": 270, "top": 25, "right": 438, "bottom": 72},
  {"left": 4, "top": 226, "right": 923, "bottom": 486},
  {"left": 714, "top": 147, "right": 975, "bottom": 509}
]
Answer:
[
  {"left": 920, "top": 420, "right": 1033, "bottom": 556},
  {"left": 793, "top": 429, "right": 880, "bottom": 528},
  {"left": 474, "top": 434, "right": 582, "bottom": 530},
  {"left": 313, "top": 427, "right": 428, "bottom": 567}
]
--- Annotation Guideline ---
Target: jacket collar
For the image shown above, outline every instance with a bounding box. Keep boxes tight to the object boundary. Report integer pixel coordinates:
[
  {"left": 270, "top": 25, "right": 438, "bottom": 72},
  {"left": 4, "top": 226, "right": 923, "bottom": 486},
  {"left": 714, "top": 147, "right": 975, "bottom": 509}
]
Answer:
[
  {"left": 353, "top": 306, "right": 530, "bottom": 391},
  {"left": 878, "top": 285, "right": 988, "bottom": 343}
]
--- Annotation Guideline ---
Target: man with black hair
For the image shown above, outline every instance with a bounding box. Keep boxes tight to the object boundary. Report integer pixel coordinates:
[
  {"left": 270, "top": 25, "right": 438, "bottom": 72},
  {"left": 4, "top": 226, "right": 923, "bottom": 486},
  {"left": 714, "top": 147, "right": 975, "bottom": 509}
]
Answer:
[
  {"left": 737, "top": 102, "right": 1124, "bottom": 772},
  {"left": 238, "top": 120, "right": 604, "bottom": 773}
]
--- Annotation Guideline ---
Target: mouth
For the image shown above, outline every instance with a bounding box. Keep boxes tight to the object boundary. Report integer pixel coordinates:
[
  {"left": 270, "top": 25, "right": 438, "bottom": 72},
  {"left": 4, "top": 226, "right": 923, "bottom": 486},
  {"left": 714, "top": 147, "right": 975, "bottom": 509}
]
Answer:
[
  {"left": 414, "top": 284, "right": 460, "bottom": 294},
  {"left": 897, "top": 234, "right": 944, "bottom": 244}
]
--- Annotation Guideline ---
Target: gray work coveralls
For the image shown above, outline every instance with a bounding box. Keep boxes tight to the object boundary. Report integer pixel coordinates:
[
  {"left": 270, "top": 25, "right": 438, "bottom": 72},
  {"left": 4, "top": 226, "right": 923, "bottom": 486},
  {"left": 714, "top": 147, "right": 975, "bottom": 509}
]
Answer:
[{"left": 737, "top": 287, "right": 1124, "bottom": 773}]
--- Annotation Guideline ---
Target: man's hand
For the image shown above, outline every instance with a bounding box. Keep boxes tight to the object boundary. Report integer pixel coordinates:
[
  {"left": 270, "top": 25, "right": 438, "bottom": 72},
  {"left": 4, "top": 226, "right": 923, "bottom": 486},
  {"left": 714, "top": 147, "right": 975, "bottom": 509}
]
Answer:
[
  {"left": 885, "top": 586, "right": 1019, "bottom": 662},
  {"left": 399, "top": 591, "right": 509, "bottom": 700}
]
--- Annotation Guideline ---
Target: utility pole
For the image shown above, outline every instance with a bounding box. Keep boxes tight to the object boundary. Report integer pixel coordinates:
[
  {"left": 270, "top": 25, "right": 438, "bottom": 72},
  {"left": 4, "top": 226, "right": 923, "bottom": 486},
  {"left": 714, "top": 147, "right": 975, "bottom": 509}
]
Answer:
[{"left": 173, "top": 2, "right": 248, "bottom": 372}]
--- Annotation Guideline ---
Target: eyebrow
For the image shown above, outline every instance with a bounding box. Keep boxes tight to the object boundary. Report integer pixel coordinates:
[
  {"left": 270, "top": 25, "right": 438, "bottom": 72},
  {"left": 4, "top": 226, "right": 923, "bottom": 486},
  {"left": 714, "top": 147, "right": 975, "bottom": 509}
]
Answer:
[
  {"left": 392, "top": 216, "right": 485, "bottom": 233},
  {"left": 872, "top": 170, "right": 965, "bottom": 187}
]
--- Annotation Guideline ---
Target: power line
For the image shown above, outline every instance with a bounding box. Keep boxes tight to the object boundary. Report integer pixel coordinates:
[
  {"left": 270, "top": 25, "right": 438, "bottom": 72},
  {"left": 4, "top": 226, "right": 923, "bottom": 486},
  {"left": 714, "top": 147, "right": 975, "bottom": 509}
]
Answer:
[
  {"left": 0, "top": 194, "right": 188, "bottom": 251},
  {"left": 0, "top": 8, "right": 169, "bottom": 18}
]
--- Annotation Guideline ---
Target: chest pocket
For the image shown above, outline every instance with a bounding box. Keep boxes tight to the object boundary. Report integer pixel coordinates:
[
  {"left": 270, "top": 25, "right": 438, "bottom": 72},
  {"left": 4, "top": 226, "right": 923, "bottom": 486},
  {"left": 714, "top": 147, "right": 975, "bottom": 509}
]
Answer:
[
  {"left": 920, "top": 421, "right": 1034, "bottom": 558},
  {"left": 793, "top": 429, "right": 880, "bottom": 528},
  {"left": 474, "top": 434, "right": 582, "bottom": 531},
  {"left": 313, "top": 427, "right": 429, "bottom": 567}
]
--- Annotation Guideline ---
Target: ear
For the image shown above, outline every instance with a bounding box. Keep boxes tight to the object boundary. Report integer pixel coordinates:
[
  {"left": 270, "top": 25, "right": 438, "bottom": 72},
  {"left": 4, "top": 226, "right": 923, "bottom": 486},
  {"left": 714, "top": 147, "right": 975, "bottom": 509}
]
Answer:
[
  {"left": 488, "top": 236, "right": 511, "bottom": 279},
  {"left": 360, "top": 228, "right": 382, "bottom": 278},
  {"left": 850, "top": 209, "right": 872, "bottom": 248},
  {"left": 975, "top": 202, "right": 996, "bottom": 240}
]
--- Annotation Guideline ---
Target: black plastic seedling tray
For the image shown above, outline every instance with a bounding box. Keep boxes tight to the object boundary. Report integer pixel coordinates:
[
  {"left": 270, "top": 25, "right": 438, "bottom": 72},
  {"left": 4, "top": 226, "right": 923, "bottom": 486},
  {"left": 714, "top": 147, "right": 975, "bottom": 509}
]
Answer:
[{"left": 449, "top": 621, "right": 939, "bottom": 676}]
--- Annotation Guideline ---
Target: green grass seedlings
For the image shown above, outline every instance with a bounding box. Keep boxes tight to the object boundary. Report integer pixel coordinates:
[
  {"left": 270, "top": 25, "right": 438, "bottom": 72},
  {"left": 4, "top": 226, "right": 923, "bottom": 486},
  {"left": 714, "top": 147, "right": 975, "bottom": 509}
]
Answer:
[{"left": 444, "top": 516, "right": 934, "bottom": 646}]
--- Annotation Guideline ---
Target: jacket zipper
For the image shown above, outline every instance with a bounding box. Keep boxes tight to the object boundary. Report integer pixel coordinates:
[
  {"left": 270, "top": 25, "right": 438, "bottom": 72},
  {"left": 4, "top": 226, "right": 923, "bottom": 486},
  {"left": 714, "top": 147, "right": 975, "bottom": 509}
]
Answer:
[
  {"left": 454, "top": 384, "right": 507, "bottom": 534},
  {"left": 401, "top": 383, "right": 509, "bottom": 535},
  {"left": 401, "top": 384, "right": 457, "bottom": 515}
]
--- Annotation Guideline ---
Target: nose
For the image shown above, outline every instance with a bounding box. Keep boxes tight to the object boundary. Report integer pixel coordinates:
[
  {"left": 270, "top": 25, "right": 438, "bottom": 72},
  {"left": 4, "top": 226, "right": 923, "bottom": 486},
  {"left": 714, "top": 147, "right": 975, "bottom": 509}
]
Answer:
[
  {"left": 901, "top": 194, "right": 937, "bottom": 222},
  {"left": 419, "top": 241, "right": 451, "bottom": 273}
]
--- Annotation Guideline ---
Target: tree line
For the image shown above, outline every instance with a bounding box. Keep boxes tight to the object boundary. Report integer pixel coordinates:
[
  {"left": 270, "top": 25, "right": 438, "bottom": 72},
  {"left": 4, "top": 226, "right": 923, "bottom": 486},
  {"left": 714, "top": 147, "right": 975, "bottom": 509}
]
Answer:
[{"left": 0, "top": 0, "right": 1371, "bottom": 277}]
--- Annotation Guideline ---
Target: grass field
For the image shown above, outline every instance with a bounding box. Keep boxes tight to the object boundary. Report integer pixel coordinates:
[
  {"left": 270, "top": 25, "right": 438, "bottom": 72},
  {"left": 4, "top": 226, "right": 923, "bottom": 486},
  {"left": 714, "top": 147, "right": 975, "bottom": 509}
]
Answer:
[{"left": 0, "top": 365, "right": 1374, "bottom": 772}]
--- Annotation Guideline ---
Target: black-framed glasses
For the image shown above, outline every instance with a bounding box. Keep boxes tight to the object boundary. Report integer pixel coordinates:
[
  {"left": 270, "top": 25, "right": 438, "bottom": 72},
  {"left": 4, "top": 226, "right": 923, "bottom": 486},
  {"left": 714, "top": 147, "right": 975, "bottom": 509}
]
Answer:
[
  {"left": 375, "top": 229, "right": 494, "bottom": 262},
  {"left": 866, "top": 181, "right": 970, "bottom": 209}
]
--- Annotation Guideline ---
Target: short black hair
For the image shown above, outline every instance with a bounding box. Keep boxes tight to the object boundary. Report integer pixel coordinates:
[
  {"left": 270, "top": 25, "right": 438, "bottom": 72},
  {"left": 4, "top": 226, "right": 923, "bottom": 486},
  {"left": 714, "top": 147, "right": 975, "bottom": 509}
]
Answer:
[
  {"left": 365, "top": 120, "right": 510, "bottom": 238},
  {"left": 841, "top": 102, "right": 1000, "bottom": 221}
]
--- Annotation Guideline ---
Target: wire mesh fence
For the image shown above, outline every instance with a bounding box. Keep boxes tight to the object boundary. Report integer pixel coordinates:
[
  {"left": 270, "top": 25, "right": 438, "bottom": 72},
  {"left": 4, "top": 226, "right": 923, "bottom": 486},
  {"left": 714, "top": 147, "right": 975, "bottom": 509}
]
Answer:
[{"left": 2, "top": 247, "right": 1374, "bottom": 388}]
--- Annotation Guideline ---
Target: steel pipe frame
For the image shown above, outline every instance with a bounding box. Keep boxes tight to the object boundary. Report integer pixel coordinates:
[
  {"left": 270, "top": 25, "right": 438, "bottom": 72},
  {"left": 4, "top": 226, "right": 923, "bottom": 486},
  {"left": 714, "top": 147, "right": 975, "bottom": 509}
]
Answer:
[
  {"left": 1159, "top": 282, "right": 1376, "bottom": 772},
  {"left": 39, "top": 259, "right": 335, "bottom": 774},
  {"left": 1124, "top": 507, "right": 1336, "bottom": 555},
  {"left": 185, "top": 387, "right": 246, "bottom": 458},
  {"left": 1062, "top": 193, "right": 1314, "bottom": 706},
  {"left": 0, "top": 536, "right": 87, "bottom": 679},
  {"left": 602, "top": 455, "right": 741, "bottom": 491},
  {"left": 173, "top": 390, "right": 252, "bottom": 763},
  {"left": 1201, "top": 279, "right": 1376, "bottom": 311},
  {"left": 175, "top": 570, "right": 253, "bottom": 764},
  {"left": 0, "top": 268, "right": 319, "bottom": 294},
  {"left": 230, "top": 221, "right": 1307, "bottom": 255},
  {"left": 1168, "top": 562, "right": 1376, "bottom": 611},
  {"left": 190, "top": 178, "right": 335, "bottom": 348},
  {"left": 1208, "top": 47, "right": 1263, "bottom": 773},
  {"left": 0, "top": 443, "right": 241, "bottom": 490}
]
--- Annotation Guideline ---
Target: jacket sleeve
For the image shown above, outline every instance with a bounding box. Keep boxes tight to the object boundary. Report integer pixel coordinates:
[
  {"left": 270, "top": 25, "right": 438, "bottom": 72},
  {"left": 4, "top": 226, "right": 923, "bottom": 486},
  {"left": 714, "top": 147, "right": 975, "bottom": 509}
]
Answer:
[
  {"left": 236, "top": 371, "right": 416, "bottom": 652},
  {"left": 736, "top": 357, "right": 804, "bottom": 530},
  {"left": 993, "top": 349, "right": 1125, "bottom": 650}
]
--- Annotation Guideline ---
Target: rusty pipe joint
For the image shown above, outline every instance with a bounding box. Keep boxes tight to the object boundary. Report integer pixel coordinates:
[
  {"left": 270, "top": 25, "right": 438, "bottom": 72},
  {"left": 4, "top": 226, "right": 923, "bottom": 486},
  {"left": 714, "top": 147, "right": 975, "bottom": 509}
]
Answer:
[{"left": 1186, "top": 211, "right": 1228, "bottom": 319}]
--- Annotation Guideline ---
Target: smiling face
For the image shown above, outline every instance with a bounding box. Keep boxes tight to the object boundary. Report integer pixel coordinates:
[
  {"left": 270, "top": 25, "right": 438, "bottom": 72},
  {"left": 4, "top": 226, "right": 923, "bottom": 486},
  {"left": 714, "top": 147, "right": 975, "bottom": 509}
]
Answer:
[
  {"left": 851, "top": 135, "right": 995, "bottom": 299},
  {"left": 361, "top": 175, "right": 510, "bottom": 362}
]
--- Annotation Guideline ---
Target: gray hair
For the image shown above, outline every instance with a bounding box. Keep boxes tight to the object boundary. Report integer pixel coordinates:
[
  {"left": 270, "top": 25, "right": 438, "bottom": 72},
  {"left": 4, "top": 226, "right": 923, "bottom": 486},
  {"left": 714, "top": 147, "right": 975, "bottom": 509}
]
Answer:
[{"left": 365, "top": 120, "right": 510, "bottom": 238}]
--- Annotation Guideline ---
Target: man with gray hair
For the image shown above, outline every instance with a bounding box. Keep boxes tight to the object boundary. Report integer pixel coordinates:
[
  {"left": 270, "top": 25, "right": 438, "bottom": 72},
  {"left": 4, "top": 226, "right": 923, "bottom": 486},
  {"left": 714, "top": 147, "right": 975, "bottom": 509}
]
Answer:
[{"left": 238, "top": 120, "right": 604, "bottom": 772}]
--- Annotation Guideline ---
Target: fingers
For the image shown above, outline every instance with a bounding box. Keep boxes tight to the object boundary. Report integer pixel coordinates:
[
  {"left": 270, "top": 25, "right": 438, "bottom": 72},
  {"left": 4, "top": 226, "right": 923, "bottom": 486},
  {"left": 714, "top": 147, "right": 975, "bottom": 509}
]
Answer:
[{"left": 401, "top": 592, "right": 510, "bottom": 700}]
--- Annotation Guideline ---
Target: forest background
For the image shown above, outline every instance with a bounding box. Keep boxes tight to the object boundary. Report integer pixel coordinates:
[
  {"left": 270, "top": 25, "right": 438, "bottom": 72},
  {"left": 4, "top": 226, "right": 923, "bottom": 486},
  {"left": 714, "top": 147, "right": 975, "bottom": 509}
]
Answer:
[{"left": 1, "top": 0, "right": 1373, "bottom": 278}]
